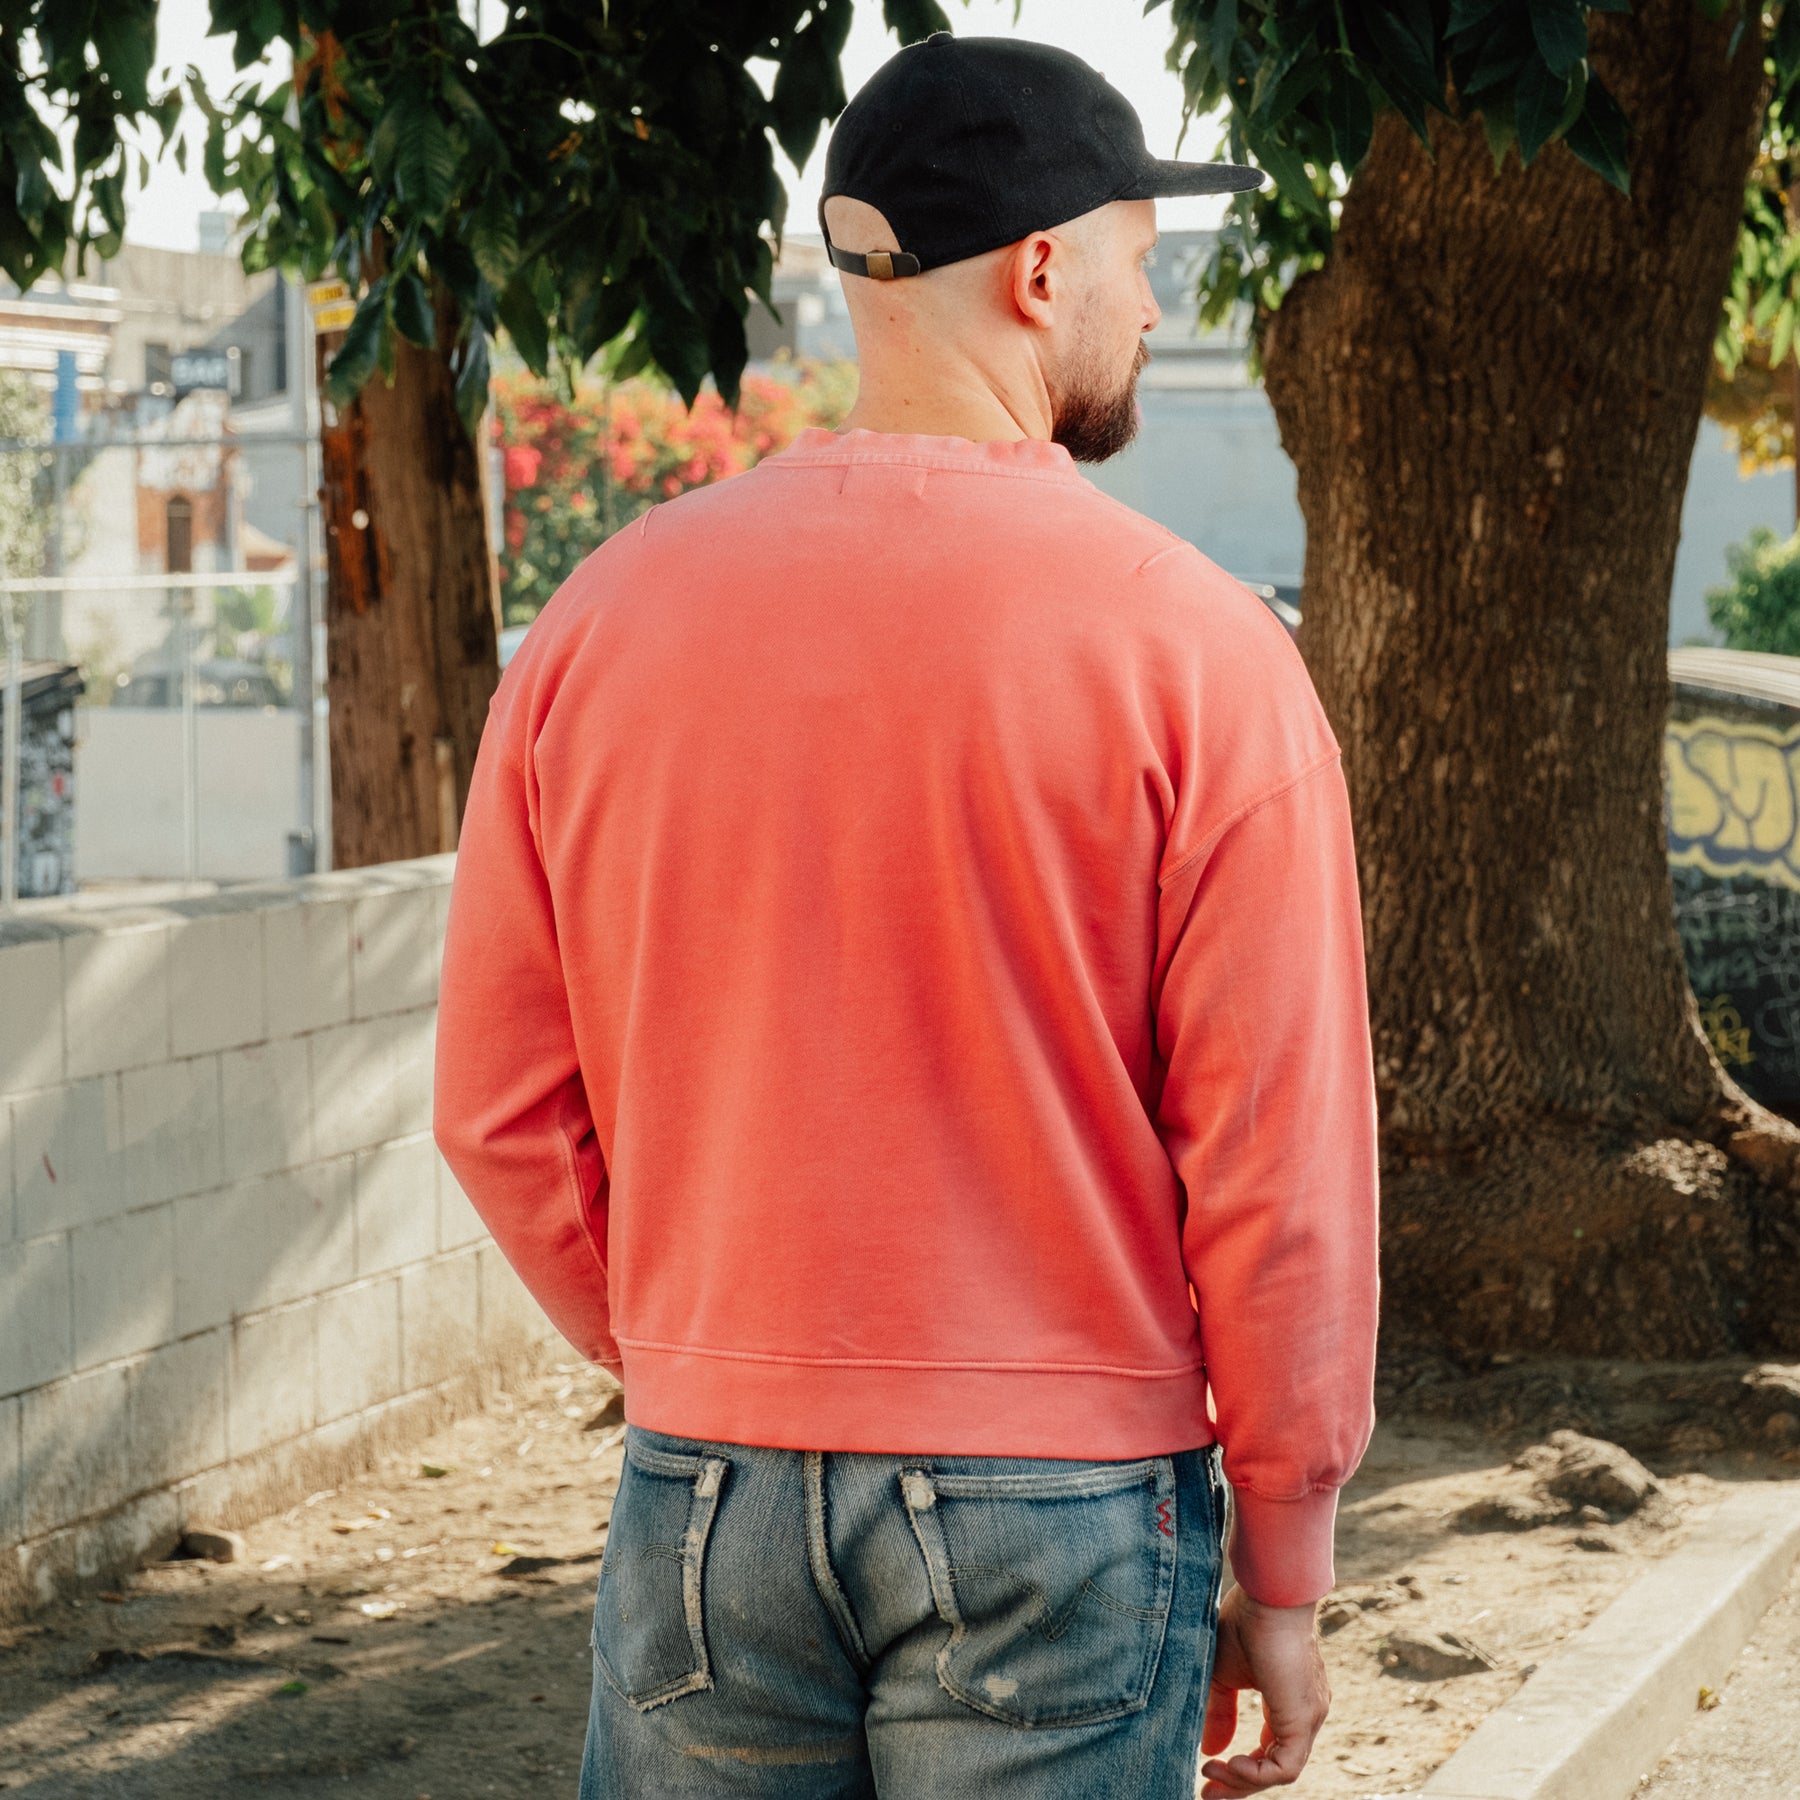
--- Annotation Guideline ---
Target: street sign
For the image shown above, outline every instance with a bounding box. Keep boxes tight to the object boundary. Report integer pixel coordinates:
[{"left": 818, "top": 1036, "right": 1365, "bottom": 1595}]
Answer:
[
  {"left": 171, "top": 349, "right": 232, "bottom": 393},
  {"left": 307, "top": 278, "right": 357, "bottom": 333}
]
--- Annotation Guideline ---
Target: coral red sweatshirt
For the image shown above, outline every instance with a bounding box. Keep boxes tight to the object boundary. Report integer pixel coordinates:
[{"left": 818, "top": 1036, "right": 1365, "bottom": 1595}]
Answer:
[{"left": 435, "top": 428, "right": 1379, "bottom": 1606}]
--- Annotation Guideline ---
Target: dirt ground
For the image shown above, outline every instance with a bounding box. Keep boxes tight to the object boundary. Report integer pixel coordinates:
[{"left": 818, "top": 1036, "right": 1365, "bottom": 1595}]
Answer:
[
  {"left": 0, "top": 1358, "right": 1794, "bottom": 1800},
  {"left": 1276, "top": 1426, "right": 1724, "bottom": 1798}
]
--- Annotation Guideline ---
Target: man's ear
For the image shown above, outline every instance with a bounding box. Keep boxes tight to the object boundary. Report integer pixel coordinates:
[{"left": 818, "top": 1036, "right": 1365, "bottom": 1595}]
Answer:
[{"left": 1007, "top": 230, "right": 1060, "bottom": 329}]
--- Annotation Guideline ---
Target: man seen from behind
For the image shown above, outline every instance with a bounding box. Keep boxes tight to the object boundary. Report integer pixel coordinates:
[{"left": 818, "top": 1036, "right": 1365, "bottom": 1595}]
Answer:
[{"left": 436, "top": 33, "right": 1380, "bottom": 1800}]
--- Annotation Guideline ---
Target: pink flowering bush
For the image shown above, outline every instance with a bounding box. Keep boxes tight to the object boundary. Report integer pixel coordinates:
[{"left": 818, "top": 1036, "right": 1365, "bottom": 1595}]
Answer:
[{"left": 493, "top": 362, "right": 857, "bottom": 622}]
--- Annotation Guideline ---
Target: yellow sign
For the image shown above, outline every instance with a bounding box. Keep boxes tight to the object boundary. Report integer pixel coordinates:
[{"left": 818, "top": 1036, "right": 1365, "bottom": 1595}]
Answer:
[
  {"left": 307, "top": 278, "right": 349, "bottom": 310},
  {"left": 311, "top": 302, "right": 357, "bottom": 333},
  {"left": 1666, "top": 715, "right": 1800, "bottom": 892}
]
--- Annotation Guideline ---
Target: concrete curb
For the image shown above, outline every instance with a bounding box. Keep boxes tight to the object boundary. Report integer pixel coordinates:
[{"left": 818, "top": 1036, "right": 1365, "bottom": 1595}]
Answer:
[{"left": 1419, "top": 1483, "right": 1800, "bottom": 1800}]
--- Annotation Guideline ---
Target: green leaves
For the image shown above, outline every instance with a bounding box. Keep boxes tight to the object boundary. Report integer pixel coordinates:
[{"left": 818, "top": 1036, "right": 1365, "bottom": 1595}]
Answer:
[
  {"left": 1526, "top": 0, "right": 1588, "bottom": 78},
  {"left": 1442, "top": 0, "right": 1625, "bottom": 182},
  {"left": 1242, "top": 120, "right": 1326, "bottom": 215},
  {"left": 882, "top": 0, "right": 953, "bottom": 44},
  {"left": 0, "top": 0, "right": 185, "bottom": 285},
  {"left": 1362, "top": 0, "right": 1442, "bottom": 140},
  {"left": 208, "top": 0, "right": 295, "bottom": 68},
  {"left": 497, "top": 273, "right": 549, "bottom": 376},
  {"left": 370, "top": 92, "right": 459, "bottom": 226},
  {"left": 1323, "top": 65, "right": 1375, "bottom": 171},
  {"left": 1717, "top": 164, "right": 1800, "bottom": 394},
  {"left": 771, "top": 0, "right": 854, "bottom": 167},
  {"left": 466, "top": 193, "right": 519, "bottom": 290},
  {"left": 1706, "top": 526, "right": 1800, "bottom": 657},
  {"left": 1514, "top": 53, "right": 1567, "bottom": 163},
  {"left": 1771, "top": 293, "right": 1797, "bottom": 371},
  {"left": 1209, "top": 0, "right": 1240, "bottom": 95},
  {"left": 1774, "top": 2, "right": 1800, "bottom": 98},
  {"left": 1147, "top": 0, "right": 1658, "bottom": 340},
  {"left": 178, "top": 0, "right": 906, "bottom": 436},
  {"left": 92, "top": 1, "right": 158, "bottom": 112},
  {"left": 1447, "top": 0, "right": 1510, "bottom": 32},
  {"left": 1561, "top": 72, "right": 1630, "bottom": 192},
  {"left": 325, "top": 278, "right": 390, "bottom": 409},
  {"left": 453, "top": 330, "right": 490, "bottom": 441},
  {"left": 392, "top": 270, "right": 436, "bottom": 350}
]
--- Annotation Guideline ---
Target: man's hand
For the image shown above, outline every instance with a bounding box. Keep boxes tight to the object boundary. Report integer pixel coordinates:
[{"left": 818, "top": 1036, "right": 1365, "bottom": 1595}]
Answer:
[{"left": 1198, "top": 1585, "right": 1330, "bottom": 1797}]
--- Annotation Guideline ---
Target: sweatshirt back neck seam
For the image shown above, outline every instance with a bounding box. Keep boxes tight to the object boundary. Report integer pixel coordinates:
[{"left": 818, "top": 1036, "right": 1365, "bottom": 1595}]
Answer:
[{"left": 764, "top": 454, "right": 1087, "bottom": 489}]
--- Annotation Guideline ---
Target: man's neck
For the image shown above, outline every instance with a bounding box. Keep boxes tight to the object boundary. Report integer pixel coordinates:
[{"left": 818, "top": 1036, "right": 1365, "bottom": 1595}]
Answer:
[{"left": 839, "top": 350, "right": 1052, "bottom": 446}]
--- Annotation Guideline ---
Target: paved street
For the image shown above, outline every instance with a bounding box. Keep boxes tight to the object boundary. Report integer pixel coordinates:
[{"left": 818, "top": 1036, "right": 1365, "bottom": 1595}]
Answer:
[{"left": 1638, "top": 1551, "right": 1800, "bottom": 1798}]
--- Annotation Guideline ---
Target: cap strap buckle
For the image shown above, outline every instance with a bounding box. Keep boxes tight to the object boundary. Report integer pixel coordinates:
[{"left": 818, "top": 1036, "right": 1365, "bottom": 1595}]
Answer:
[{"left": 824, "top": 242, "right": 922, "bottom": 281}]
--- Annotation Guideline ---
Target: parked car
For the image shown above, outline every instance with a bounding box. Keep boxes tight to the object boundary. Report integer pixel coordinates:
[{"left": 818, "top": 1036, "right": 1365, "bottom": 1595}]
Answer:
[
  {"left": 112, "top": 656, "right": 289, "bottom": 709},
  {"left": 498, "top": 622, "right": 531, "bottom": 669}
]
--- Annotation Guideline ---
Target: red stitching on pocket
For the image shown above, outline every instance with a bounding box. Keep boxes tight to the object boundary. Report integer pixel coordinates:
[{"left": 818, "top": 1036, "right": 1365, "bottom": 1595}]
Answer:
[{"left": 1155, "top": 1499, "right": 1174, "bottom": 1538}]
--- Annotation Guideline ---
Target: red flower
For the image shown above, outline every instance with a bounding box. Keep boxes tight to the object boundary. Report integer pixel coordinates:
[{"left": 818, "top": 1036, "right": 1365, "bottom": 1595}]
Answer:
[{"left": 492, "top": 362, "right": 854, "bottom": 621}]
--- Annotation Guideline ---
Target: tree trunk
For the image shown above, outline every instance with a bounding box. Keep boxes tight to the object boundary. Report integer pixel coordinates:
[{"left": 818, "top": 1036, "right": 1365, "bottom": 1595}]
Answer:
[
  {"left": 1259, "top": 0, "right": 1800, "bottom": 1360},
  {"left": 318, "top": 277, "right": 499, "bottom": 869}
]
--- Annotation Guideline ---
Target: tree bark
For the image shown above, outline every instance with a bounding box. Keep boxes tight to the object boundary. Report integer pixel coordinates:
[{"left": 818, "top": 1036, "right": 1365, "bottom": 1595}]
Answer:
[
  {"left": 319, "top": 276, "right": 499, "bottom": 869},
  {"left": 1259, "top": 0, "right": 1800, "bottom": 1360}
]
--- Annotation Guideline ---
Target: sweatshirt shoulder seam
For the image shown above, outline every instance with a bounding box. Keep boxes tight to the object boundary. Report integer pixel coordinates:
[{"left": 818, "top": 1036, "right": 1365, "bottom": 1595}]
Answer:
[
  {"left": 1159, "top": 748, "right": 1341, "bottom": 891},
  {"left": 1131, "top": 532, "right": 1197, "bottom": 575}
]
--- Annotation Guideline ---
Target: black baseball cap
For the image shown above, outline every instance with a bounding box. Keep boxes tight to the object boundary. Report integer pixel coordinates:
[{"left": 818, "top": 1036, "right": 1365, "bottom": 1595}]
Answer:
[{"left": 819, "top": 34, "right": 1266, "bottom": 280}]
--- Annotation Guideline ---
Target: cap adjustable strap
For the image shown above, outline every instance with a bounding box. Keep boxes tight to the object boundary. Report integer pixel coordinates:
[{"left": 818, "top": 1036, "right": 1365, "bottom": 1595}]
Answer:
[{"left": 825, "top": 241, "right": 922, "bottom": 280}]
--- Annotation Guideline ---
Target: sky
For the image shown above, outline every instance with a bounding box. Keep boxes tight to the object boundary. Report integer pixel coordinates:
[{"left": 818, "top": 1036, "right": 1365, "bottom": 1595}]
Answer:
[{"left": 123, "top": 0, "right": 1233, "bottom": 253}]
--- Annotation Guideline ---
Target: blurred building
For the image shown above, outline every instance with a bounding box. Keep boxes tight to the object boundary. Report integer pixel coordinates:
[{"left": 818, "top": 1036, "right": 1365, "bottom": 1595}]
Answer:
[
  {"left": 92, "top": 231, "right": 265, "bottom": 407},
  {"left": 745, "top": 238, "right": 859, "bottom": 365},
  {"left": 202, "top": 272, "right": 314, "bottom": 555},
  {"left": 0, "top": 278, "right": 118, "bottom": 396},
  {"left": 0, "top": 224, "right": 315, "bottom": 883}
]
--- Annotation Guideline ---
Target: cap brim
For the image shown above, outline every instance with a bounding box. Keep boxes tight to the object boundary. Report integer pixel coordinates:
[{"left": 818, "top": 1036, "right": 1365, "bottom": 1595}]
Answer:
[{"left": 1125, "top": 158, "right": 1267, "bottom": 197}]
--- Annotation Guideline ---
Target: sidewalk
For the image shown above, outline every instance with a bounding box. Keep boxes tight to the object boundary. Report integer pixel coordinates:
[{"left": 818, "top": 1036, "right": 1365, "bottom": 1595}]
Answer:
[{"left": 1637, "top": 1550, "right": 1800, "bottom": 1798}]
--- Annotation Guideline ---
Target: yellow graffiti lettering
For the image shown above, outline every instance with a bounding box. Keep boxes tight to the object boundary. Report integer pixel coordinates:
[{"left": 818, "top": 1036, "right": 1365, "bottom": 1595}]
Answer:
[
  {"left": 1681, "top": 732, "right": 1793, "bottom": 855},
  {"left": 1698, "top": 994, "right": 1757, "bottom": 1068},
  {"left": 1664, "top": 734, "right": 1723, "bottom": 844},
  {"left": 1665, "top": 717, "right": 1800, "bottom": 891}
]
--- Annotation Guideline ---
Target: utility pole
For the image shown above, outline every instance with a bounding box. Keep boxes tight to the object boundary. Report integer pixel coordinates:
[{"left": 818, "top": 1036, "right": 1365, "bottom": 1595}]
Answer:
[{"left": 286, "top": 273, "right": 317, "bottom": 876}]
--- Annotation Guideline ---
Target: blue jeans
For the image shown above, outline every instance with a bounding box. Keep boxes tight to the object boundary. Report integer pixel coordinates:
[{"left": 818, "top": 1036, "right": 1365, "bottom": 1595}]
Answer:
[{"left": 579, "top": 1428, "right": 1226, "bottom": 1798}]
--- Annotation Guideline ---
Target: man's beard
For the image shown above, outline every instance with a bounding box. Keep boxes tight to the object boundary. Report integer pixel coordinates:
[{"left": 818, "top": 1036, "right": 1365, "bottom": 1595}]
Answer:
[{"left": 1051, "top": 339, "right": 1149, "bottom": 464}]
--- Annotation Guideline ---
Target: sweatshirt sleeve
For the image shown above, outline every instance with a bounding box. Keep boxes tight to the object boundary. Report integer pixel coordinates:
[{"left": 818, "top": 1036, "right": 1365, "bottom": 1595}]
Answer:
[
  {"left": 1152, "top": 753, "right": 1379, "bottom": 1606},
  {"left": 433, "top": 708, "right": 619, "bottom": 1374}
]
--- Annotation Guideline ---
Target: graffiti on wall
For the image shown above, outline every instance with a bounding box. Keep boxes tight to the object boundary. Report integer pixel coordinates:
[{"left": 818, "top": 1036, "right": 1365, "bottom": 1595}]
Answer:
[
  {"left": 1665, "top": 717, "right": 1800, "bottom": 891},
  {"left": 1666, "top": 716, "right": 1800, "bottom": 1113}
]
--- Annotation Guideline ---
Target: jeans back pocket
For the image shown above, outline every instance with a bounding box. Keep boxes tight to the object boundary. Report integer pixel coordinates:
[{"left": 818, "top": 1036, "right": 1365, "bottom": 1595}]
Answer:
[
  {"left": 592, "top": 1435, "right": 729, "bottom": 1712},
  {"left": 900, "top": 1456, "right": 1178, "bottom": 1728}
]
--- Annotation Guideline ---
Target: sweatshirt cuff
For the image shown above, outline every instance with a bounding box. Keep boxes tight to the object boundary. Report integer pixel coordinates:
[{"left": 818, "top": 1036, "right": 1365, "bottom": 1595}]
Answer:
[{"left": 1227, "top": 1484, "right": 1341, "bottom": 1607}]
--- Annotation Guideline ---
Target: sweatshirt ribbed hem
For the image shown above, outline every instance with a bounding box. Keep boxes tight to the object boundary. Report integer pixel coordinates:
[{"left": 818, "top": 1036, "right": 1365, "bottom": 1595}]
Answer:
[
  {"left": 619, "top": 1341, "right": 1218, "bottom": 1462},
  {"left": 1227, "top": 1485, "right": 1341, "bottom": 1607}
]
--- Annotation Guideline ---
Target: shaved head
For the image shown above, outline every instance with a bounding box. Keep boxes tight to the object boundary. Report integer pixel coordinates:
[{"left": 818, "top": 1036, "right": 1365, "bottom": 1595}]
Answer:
[{"left": 821, "top": 194, "right": 1160, "bottom": 461}]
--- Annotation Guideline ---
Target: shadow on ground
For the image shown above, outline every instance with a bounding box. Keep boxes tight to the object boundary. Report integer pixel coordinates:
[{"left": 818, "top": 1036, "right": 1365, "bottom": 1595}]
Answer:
[
  {"left": 1, "top": 1580, "right": 597, "bottom": 1799},
  {"left": 0, "top": 1356, "right": 621, "bottom": 1800},
  {"left": 4, "top": 1350, "right": 1796, "bottom": 1800}
]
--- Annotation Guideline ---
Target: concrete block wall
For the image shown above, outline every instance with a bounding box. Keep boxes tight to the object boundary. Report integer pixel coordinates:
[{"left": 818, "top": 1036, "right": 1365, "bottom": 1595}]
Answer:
[{"left": 0, "top": 856, "right": 559, "bottom": 1610}]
